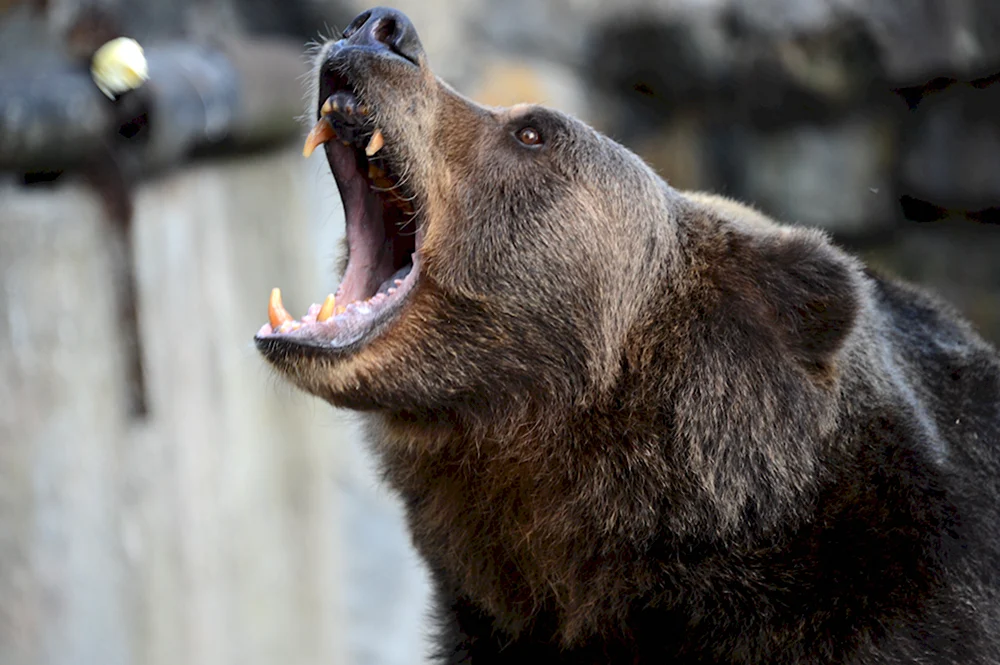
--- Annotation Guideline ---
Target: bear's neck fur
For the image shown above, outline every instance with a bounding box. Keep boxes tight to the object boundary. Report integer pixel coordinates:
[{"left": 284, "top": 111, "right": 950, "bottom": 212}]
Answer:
[{"left": 364, "top": 273, "right": 957, "bottom": 652}]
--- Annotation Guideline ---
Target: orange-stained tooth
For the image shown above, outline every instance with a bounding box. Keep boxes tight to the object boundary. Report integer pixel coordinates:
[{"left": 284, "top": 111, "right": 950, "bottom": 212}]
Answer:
[
  {"left": 317, "top": 294, "right": 336, "bottom": 322},
  {"left": 365, "top": 128, "right": 385, "bottom": 157},
  {"left": 335, "top": 305, "right": 347, "bottom": 315},
  {"left": 268, "top": 288, "right": 293, "bottom": 328},
  {"left": 321, "top": 96, "right": 334, "bottom": 116},
  {"left": 277, "top": 320, "right": 300, "bottom": 334},
  {"left": 302, "top": 118, "right": 335, "bottom": 158}
]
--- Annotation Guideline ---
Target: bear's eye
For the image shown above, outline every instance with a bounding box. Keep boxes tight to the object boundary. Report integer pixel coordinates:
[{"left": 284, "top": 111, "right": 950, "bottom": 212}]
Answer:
[{"left": 515, "top": 126, "right": 543, "bottom": 147}]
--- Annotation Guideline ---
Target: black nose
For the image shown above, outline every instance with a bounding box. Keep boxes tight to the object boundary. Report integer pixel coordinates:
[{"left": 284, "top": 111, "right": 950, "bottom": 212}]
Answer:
[{"left": 340, "top": 7, "right": 423, "bottom": 65}]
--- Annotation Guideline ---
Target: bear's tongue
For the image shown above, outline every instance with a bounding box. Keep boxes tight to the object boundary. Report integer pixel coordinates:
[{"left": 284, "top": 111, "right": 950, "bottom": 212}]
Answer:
[{"left": 328, "top": 138, "right": 397, "bottom": 305}]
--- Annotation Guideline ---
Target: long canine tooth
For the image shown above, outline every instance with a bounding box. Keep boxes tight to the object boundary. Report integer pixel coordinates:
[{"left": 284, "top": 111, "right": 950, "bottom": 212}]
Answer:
[
  {"left": 302, "top": 118, "right": 335, "bottom": 158},
  {"left": 365, "top": 128, "right": 385, "bottom": 157},
  {"left": 321, "top": 96, "right": 334, "bottom": 116},
  {"left": 317, "top": 294, "right": 336, "bottom": 322},
  {"left": 268, "top": 288, "right": 293, "bottom": 328}
]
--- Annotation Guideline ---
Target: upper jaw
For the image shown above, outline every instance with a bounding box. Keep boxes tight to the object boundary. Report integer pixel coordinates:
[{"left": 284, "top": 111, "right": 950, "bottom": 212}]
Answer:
[{"left": 316, "top": 38, "right": 423, "bottom": 120}]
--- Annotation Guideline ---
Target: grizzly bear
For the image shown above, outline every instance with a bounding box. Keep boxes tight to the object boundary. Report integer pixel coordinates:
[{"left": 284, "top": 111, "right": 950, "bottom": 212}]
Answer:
[{"left": 255, "top": 7, "right": 1000, "bottom": 664}]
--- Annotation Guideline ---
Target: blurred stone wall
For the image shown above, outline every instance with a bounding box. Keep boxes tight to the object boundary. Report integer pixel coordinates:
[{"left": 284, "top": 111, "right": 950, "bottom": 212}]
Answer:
[
  {"left": 1, "top": 147, "right": 433, "bottom": 665},
  {"left": 0, "top": 149, "right": 348, "bottom": 665}
]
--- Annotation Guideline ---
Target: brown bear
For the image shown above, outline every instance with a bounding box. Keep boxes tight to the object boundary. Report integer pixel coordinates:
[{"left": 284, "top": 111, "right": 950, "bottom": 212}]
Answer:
[{"left": 255, "top": 7, "right": 1000, "bottom": 664}]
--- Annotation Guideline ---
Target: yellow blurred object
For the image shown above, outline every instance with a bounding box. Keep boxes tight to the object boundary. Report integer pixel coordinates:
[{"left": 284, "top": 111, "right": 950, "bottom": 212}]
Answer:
[{"left": 90, "top": 37, "right": 148, "bottom": 99}]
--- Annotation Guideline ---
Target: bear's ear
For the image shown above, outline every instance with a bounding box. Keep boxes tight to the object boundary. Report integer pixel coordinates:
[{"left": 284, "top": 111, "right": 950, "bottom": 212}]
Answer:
[{"left": 713, "top": 227, "right": 862, "bottom": 375}]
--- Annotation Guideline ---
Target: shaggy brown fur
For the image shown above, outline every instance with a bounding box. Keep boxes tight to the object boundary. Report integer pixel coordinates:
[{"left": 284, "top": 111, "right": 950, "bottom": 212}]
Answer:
[{"left": 257, "top": 7, "right": 1000, "bottom": 664}]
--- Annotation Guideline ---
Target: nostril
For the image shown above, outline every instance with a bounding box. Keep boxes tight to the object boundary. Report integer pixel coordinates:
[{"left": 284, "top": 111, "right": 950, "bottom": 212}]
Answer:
[
  {"left": 373, "top": 17, "right": 397, "bottom": 46},
  {"left": 342, "top": 10, "right": 370, "bottom": 39}
]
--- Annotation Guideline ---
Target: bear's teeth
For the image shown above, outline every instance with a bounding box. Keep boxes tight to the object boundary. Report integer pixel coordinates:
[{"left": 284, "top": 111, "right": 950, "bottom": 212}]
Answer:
[
  {"left": 365, "top": 129, "right": 385, "bottom": 157},
  {"left": 317, "top": 294, "right": 337, "bottom": 322},
  {"left": 303, "top": 118, "right": 335, "bottom": 158},
  {"left": 268, "top": 288, "right": 293, "bottom": 328}
]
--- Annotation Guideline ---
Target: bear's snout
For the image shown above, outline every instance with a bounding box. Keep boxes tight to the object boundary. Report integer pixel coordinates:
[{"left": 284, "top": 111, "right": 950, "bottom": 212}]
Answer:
[{"left": 332, "top": 7, "right": 423, "bottom": 67}]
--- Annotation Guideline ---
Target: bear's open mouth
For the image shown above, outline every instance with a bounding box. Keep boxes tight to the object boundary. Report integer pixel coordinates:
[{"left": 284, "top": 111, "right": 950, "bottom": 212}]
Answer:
[{"left": 256, "top": 72, "right": 421, "bottom": 351}]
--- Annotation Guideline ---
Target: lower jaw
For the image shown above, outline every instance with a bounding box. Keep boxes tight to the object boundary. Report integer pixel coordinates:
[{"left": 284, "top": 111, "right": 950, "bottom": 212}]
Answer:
[{"left": 255, "top": 253, "right": 420, "bottom": 351}]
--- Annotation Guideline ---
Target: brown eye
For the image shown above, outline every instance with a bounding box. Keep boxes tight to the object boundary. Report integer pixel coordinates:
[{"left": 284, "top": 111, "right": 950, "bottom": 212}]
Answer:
[{"left": 516, "top": 126, "right": 543, "bottom": 147}]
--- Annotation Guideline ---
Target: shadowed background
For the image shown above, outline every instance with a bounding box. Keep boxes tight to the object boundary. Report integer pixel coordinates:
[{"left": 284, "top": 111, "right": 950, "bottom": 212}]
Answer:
[{"left": 2, "top": 1, "right": 999, "bottom": 664}]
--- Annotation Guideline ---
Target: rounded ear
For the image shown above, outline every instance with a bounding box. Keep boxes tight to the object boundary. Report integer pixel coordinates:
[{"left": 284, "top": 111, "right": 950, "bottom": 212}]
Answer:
[{"left": 715, "top": 228, "right": 862, "bottom": 375}]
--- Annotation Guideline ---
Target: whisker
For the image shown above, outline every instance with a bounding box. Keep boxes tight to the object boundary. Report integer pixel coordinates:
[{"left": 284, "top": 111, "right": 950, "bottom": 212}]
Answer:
[
  {"left": 395, "top": 219, "right": 420, "bottom": 236},
  {"left": 368, "top": 174, "right": 419, "bottom": 202},
  {"left": 391, "top": 190, "right": 419, "bottom": 203},
  {"left": 394, "top": 200, "right": 425, "bottom": 236}
]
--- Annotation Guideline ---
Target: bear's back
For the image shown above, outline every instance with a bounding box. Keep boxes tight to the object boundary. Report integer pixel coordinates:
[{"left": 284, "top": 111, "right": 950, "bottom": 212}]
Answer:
[
  {"left": 868, "top": 273, "right": 1000, "bottom": 594},
  {"left": 871, "top": 273, "right": 1000, "bottom": 476}
]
